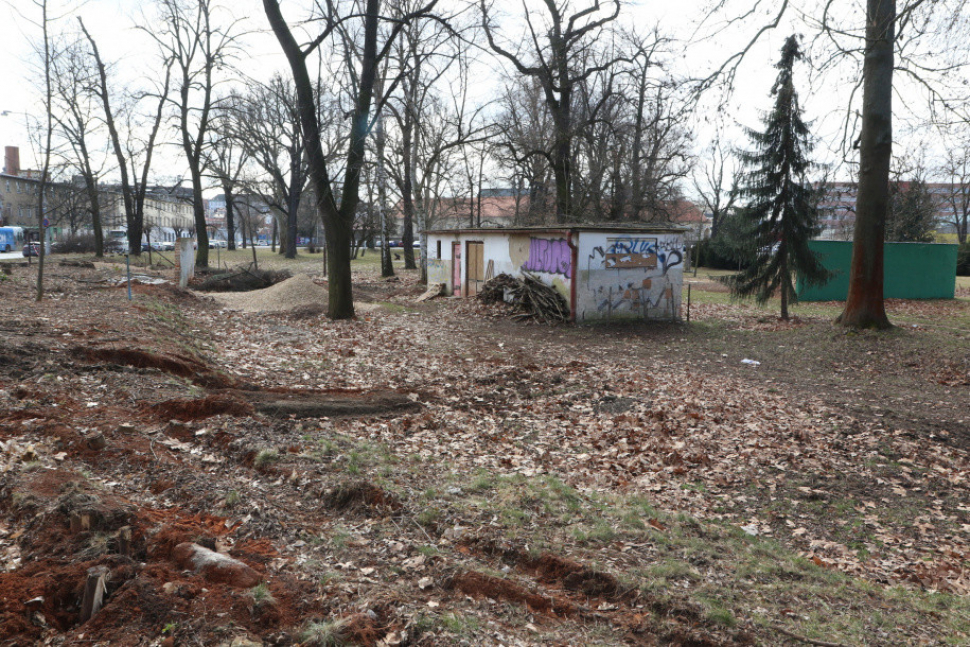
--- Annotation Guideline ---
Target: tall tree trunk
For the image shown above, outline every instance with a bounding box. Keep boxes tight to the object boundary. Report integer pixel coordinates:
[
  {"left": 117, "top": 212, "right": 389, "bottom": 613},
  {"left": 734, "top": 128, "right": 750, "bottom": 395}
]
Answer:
[
  {"left": 225, "top": 190, "right": 236, "bottom": 251},
  {"left": 188, "top": 162, "right": 208, "bottom": 266},
  {"left": 375, "top": 100, "right": 394, "bottom": 278},
  {"left": 549, "top": 85, "right": 573, "bottom": 224},
  {"left": 629, "top": 66, "right": 648, "bottom": 221},
  {"left": 837, "top": 0, "right": 894, "bottom": 330},
  {"left": 552, "top": 138, "right": 572, "bottom": 223},
  {"left": 285, "top": 158, "right": 300, "bottom": 259},
  {"left": 401, "top": 111, "right": 417, "bottom": 269},
  {"left": 264, "top": 0, "right": 390, "bottom": 320},
  {"left": 84, "top": 178, "right": 102, "bottom": 253}
]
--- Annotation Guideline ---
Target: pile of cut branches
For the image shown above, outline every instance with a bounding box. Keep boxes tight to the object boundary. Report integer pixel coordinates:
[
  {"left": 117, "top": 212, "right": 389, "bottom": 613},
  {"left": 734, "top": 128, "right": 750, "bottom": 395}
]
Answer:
[
  {"left": 195, "top": 267, "right": 291, "bottom": 292},
  {"left": 479, "top": 273, "right": 569, "bottom": 323},
  {"left": 478, "top": 273, "right": 520, "bottom": 304}
]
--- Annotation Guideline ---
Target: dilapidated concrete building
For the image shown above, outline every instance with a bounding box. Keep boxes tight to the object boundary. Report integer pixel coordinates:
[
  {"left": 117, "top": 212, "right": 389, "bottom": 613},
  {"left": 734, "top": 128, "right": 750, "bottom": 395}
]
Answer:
[{"left": 425, "top": 225, "right": 687, "bottom": 323}]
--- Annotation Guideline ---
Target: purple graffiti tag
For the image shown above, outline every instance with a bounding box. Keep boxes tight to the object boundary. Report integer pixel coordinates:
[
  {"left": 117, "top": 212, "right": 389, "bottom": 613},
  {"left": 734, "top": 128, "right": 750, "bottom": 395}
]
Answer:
[{"left": 522, "top": 238, "right": 572, "bottom": 278}]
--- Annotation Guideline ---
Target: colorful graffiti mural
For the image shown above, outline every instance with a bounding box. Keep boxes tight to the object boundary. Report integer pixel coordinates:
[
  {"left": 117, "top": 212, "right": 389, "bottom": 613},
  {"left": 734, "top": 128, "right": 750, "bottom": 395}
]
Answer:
[
  {"left": 587, "top": 237, "right": 683, "bottom": 280},
  {"left": 594, "top": 277, "right": 674, "bottom": 316},
  {"left": 522, "top": 237, "right": 572, "bottom": 278},
  {"left": 427, "top": 259, "right": 450, "bottom": 286},
  {"left": 604, "top": 237, "right": 657, "bottom": 269}
]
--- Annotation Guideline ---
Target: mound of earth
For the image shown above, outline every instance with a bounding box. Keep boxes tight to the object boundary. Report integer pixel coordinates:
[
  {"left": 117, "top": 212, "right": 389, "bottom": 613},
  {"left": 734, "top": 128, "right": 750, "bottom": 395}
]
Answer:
[{"left": 206, "top": 274, "right": 328, "bottom": 313}]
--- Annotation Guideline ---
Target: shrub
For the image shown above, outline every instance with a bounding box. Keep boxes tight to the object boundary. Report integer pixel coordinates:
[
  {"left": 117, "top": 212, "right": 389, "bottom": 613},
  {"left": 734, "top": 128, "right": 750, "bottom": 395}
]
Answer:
[
  {"left": 957, "top": 243, "right": 970, "bottom": 276},
  {"left": 56, "top": 234, "right": 98, "bottom": 254}
]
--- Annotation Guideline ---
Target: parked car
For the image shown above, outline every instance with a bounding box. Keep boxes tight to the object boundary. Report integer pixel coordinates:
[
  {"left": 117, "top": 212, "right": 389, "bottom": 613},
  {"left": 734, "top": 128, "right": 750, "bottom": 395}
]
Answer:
[
  {"left": 104, "top": 240, "right": 127, "bottom": 255},
  {"left": 22, "top": 242, "right": 40, "bottom": 257}
]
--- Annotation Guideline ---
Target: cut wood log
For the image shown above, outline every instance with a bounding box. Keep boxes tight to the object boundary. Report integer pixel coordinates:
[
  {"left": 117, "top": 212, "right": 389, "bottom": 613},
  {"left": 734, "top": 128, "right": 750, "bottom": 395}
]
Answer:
[
  {"left": 116, "top": 526, "right": 132, "bottom": 557},
  {"left": 79, "top": 566, "right": 110, "bottom": 623},
  {"left": 69, "top": 512, "right": 92, "bottom": 534},
  {"left": 479, "top": 273, "right": 569, "bottom": 323},
  {"left": 415, "top": 283, "right": 444, "bottom": 302},
  {"left": 172, "top": 542, "right": 261, "bottom": 587}
]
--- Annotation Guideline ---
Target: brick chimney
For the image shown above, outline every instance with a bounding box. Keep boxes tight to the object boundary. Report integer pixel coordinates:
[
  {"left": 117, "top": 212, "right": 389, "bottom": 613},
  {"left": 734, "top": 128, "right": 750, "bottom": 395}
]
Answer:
[{"left": 4, "top": 147, "right": 19, "bottom": 176}]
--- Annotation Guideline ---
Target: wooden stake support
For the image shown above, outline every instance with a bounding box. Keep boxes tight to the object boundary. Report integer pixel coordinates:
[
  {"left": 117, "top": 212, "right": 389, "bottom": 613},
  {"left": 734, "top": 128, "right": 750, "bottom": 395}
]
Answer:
[
  {"left": 116, "top": 526, "right": 132, "bottom": 557},
  {"left": 69, "top": 512, "right": 92, "bottom": 534},
  {"left": 80, "top": 566, "right": 110, "bottom": 623}
]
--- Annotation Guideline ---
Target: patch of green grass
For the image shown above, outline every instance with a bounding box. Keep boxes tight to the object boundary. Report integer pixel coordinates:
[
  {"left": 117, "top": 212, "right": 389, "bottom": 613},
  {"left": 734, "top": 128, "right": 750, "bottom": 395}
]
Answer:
[
  {"left": 329, "top": 527, "right": 351, "bottom": 549},
  {"left": 416, "top": 508, "right": 441, "bottom": 527},
  {"left": 299, "top": 618, "right": 350, "bottom": 647},
  {"left": 249, "top": 582, "right": 275, "bottom": 607},
  {"left": 438, "top": 612, "right": 481, "bottom": 635},
  {"left": 223, "top": 490, "right": 242, "bottom": 508},
  {"left": 704, "top": 604, "right": 737, "bottom": 628},
  {"left": 571, "top": 521, "right": 617, "bottom": 544},
  {"left": 680, "top": 481, "right": 707, "bottom": 492},
  {"left": 417, "top": 545, "right": 438, "bottom": 557},
  {"left": 253, "top": 448, "right": 280, "bottom": 470},
  {"left": 318, "top": 571, "right": 341, "bottom": 587},
  {"left": 346, "top": 450, "right": 362, "bottom": 475}
]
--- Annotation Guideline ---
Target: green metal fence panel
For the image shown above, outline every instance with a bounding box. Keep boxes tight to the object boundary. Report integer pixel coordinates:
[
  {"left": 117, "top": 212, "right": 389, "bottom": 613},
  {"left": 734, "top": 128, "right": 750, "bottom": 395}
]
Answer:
[{"left": 797, "top": 241, "right": 958, "bottom": 301}]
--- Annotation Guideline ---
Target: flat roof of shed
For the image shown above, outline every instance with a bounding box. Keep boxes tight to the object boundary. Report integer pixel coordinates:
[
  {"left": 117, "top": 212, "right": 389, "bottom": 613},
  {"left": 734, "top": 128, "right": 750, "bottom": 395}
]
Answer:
[{"left": 424, "top": 224, "right": 689, "bottom": 235}]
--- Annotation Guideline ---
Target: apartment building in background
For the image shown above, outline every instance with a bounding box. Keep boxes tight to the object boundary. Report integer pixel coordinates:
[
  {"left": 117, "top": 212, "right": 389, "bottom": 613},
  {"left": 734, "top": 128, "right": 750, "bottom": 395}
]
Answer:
[{"left": 817, "top": 181, "right": 970, "bottom": 240}]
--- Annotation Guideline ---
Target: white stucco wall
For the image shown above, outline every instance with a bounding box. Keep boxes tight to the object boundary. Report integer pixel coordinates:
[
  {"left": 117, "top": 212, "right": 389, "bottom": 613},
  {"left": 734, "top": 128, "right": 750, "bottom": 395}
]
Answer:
[
  {"left": 575, "top": 232, "right": 683, "bottom": 322},
  {"left": 426, "top": 229, "right": 683, "bottom": 322},
  {"left": 427, "top": 232, "right": 520, "bottom": 296}
]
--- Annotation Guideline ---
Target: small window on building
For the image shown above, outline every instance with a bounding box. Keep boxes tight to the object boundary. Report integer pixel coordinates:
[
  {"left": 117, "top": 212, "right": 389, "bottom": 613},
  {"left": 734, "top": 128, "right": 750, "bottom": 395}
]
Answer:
[{"left": 436, "top": 240, "right": 441, "bottom": 259}]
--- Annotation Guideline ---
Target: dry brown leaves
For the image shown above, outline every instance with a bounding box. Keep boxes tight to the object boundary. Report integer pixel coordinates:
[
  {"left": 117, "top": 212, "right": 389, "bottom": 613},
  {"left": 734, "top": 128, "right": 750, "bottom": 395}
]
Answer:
[{"left": 192, "top": 273, "right": 970, "bottom": 596}]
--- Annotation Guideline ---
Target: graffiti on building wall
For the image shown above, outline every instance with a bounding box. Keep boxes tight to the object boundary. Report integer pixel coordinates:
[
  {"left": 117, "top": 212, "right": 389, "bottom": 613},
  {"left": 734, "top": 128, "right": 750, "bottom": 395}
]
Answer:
[
  {"left": 593, "top": 276, "right": 674, "bottom": 316},
  {"left": 587, "top": 237, "right": 683, "bottom": 281},
  {"left": 604, "top": 237, "right": 657, "bottom": 269},
  {"left": 521, "top": 237, "right": 572, "bottom": 278},
  {"left": 427, "top": 258, "right": 450, "bottom": 285}
]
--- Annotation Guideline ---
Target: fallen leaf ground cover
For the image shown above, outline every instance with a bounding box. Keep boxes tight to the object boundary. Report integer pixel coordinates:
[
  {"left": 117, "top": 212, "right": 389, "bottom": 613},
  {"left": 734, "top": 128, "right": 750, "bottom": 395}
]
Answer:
[{"left": 0, "top": 257, "right": 968, "bottom": 646}]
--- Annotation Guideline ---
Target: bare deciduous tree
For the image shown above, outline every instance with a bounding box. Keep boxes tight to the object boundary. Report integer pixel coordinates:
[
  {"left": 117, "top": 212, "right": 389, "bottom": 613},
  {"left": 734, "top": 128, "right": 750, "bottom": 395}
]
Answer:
[
  {"left": 146, "top": 0, "right": 239, "bottom": 268},
  {"left": 692, "top": 138, "right": 739, "bottom": 239},
  {"left": 481, "top": 0, "right": 622, "bottom": 222},
  {"left": 50, "top": 36, "right": 106, "bottom": 256},
  {"left": 263, "top": 0, "right": 439, "bottom": 319},
  {"left": 939, "top": 137, "right": 970, "bottom": 244},
  {"left": 80, "top": 17, "right": 171, "bottom": 258}
]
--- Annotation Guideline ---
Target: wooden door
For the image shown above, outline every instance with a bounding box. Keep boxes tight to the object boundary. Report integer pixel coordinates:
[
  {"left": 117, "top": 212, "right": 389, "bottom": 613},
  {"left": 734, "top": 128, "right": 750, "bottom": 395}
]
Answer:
[
  {"left": 466, "top": 242, "right": 484, "bottom": 297},
  {"left": 452, "top": 242, "right": 462, "bottom": 296}
]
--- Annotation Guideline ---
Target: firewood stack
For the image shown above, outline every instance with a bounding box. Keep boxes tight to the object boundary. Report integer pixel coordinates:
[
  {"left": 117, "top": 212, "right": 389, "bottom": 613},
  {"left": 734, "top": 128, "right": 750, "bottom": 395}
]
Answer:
[{"left": 479, "top": 273, "right": 569, "bottom": 324}]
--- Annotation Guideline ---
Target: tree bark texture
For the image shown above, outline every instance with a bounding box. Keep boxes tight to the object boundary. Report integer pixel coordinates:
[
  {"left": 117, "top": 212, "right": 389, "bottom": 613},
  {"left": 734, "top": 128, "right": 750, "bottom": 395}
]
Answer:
[
  {"left": 837, "top": 0, "right": 894, "bottom": 329},
  {"left": 225, "top": 189, "right": 236, "bottom": 251}
]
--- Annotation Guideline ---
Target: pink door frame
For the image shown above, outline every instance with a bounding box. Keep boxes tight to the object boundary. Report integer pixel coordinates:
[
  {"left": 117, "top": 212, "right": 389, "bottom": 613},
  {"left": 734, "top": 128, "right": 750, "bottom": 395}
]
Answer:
[{"left": 452, "top": 242, "right": 462, "bottom": 296}]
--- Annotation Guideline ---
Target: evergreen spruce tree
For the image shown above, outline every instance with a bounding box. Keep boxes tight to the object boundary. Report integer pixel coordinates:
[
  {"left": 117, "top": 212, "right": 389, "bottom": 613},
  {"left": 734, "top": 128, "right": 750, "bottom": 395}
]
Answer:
[
  {"left": 887, "top": 179, "right": 937, "bottom": 242},
  {"left": 727, "top": 35, "right": 830, "bottom": 320}
]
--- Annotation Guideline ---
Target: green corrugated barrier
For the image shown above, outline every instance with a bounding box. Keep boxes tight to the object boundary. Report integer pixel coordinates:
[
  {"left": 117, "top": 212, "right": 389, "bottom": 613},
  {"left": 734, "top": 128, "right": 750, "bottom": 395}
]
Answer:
[{"left": 796, "top": 241, "right": 958, "bottom": 301}]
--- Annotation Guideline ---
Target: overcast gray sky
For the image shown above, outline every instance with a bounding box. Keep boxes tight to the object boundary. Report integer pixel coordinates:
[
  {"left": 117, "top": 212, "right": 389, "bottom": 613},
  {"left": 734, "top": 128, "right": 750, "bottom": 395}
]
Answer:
[{"left": 0, "top": 0, "right": 963, "bottom": 192}]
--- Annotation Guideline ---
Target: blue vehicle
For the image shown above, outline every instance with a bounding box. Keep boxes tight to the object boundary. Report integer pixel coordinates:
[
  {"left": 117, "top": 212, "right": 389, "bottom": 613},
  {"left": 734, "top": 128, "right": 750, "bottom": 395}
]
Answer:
[{"left": 0, "top": 227, "right": 25, "bottom": 253}]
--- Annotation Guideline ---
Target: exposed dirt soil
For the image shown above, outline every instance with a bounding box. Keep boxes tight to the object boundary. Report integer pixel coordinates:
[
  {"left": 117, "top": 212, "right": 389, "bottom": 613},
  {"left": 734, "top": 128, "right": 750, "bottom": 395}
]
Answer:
[{"left": 0, "top": 261, "right": 968, "bottom": 646}]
